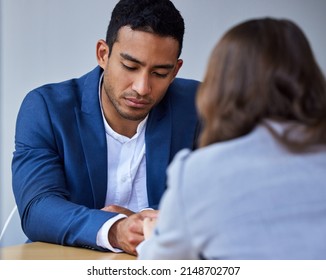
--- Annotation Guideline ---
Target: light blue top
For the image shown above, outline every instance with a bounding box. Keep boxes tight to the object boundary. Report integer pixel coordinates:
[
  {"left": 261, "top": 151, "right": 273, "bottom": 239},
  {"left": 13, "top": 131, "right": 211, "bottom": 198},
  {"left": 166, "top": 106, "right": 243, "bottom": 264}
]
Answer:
[{"left": 138, "top": 121, "right": 326, "bottom": 259}]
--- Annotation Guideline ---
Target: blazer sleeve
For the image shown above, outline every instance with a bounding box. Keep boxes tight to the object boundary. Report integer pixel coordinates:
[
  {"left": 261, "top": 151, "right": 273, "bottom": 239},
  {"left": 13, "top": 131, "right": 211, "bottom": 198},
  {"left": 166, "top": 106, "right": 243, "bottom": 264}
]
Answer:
[{"left": 12, "top": 89, "right": 115, "bottom": 251}]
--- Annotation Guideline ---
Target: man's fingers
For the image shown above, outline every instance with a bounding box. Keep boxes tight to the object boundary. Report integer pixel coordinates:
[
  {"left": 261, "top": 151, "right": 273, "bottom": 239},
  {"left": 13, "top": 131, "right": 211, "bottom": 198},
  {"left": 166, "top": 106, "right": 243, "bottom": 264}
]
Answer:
[{"left": 140, "top": 209, "right": 159, "bottom": 219}]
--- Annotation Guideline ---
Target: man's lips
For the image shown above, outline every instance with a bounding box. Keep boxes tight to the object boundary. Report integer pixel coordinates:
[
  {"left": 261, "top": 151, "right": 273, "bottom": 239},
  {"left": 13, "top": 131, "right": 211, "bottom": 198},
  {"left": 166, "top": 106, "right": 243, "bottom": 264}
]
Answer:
[{"left": 124, "top": 97, "right": 151, "bottom": 108}]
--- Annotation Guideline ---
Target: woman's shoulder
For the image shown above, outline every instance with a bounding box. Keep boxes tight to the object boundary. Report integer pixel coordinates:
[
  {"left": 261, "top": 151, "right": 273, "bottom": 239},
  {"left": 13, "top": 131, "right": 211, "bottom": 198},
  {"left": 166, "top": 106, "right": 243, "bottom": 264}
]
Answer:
[{"left": 167, "top": 124, "right": 283, "bottom": 183}]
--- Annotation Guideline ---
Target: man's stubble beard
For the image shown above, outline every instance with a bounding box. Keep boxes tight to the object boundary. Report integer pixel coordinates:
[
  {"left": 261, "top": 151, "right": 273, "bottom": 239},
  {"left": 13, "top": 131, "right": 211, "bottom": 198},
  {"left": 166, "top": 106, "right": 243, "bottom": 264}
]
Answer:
[{"left": 104, "top": 83, "right": 150, "bottom": 122}]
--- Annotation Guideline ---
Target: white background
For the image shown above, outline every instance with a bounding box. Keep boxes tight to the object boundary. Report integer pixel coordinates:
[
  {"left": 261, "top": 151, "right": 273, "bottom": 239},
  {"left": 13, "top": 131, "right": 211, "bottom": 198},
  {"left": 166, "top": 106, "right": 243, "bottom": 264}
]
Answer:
[
  {"left": 1, "top": 260, "right": 326, "bottom": 279},
  {"left": 1, "top": 0, "right": 326, "bottom": 246}
]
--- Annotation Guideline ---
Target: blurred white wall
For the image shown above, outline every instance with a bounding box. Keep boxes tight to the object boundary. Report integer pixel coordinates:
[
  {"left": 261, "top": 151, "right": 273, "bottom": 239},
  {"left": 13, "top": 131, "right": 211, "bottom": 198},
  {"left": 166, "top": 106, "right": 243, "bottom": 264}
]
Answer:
[{"left": 1, "top": 0, "right": 326, "bottom": 247}]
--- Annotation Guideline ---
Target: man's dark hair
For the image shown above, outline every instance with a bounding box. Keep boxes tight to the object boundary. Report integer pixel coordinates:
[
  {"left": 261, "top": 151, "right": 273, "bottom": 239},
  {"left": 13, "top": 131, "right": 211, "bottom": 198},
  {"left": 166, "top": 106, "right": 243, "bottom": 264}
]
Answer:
[{"left": 106, "top": 0, "right": 185, "bottom": 57}]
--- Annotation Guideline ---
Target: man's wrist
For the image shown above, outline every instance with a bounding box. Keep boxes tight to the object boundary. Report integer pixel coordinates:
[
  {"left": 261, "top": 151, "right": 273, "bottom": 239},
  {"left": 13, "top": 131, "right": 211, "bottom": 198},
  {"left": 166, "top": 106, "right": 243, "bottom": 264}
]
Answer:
[
  {"left": 108, "top": 217, "right": 124, "bottom": 249},
  {"left": 96, "top": 214, "right": 127, "bottom": 251}
]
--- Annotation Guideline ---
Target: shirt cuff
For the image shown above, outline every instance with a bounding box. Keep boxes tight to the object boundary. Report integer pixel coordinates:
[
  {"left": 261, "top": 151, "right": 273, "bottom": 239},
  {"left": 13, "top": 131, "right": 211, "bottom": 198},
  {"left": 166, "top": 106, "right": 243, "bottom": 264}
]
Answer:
[
  {"left": 96, "top": 213, "right": 127, "bottom": 252},
  {"left": 140, "top": 207, "right": 154, "bottom": 211}
]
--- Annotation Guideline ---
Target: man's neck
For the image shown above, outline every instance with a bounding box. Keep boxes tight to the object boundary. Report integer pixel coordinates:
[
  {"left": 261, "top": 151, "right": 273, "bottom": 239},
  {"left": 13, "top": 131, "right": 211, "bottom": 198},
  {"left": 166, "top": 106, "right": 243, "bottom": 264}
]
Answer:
[{"left": 102, "top": 109, "right": 142, "bottom": 138}]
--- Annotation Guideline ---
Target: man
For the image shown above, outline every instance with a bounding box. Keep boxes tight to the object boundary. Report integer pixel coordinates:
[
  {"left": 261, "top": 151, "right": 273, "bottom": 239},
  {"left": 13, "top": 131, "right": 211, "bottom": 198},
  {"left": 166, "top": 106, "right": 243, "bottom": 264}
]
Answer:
[{"left": 12, "top": 0, "right": 199, "bottom": 256}]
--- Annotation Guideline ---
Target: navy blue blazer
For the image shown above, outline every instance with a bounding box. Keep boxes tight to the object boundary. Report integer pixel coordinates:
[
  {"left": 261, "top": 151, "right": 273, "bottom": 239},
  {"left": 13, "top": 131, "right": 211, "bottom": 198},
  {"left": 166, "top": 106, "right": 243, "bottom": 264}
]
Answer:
[{"left": 12, "top": 66, "right": 199, "bottom": 250}]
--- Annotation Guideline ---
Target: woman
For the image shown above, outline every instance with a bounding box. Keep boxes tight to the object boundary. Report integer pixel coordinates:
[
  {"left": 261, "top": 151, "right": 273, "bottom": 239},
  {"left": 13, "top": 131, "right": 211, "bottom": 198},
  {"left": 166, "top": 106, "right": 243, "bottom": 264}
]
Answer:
[{"left": 137, "top": 18, "right": 326, "bottom": 259}]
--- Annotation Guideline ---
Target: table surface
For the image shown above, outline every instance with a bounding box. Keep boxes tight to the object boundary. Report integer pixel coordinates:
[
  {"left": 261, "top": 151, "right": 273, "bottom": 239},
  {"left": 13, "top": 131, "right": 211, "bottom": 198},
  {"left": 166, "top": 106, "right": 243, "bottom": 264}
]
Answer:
[{"left": 0, "top": 242, "right": 136, "bottom": 260}]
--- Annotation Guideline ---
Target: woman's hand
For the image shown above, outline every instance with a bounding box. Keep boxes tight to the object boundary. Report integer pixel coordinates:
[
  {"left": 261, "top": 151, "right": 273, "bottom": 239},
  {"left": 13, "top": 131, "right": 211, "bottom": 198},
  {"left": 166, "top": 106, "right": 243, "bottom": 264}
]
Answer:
[{"left": 143, "top": 216, "right": 158, "bottom": 239}]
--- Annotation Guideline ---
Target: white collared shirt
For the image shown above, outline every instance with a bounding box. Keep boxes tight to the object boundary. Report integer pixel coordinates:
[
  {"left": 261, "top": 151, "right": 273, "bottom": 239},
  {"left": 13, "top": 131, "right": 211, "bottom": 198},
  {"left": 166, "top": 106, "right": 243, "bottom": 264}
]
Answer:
[
  {"left": 104, "top": 114, "right": 148, "bottom": 211},
  {"left": 96, "top": 74, "right": 149, "bottom": 251}
]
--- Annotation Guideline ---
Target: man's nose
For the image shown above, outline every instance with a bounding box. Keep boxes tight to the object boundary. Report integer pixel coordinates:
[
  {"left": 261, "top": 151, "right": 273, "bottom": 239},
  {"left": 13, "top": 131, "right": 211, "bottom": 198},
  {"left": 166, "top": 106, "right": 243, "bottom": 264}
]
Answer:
[{"left": 131, "top": 73, "right": 151, "bottom": 96}]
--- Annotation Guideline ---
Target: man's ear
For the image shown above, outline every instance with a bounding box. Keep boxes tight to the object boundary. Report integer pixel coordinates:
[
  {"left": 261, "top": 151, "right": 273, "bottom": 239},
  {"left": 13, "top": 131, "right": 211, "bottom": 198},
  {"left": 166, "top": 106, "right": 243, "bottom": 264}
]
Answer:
[
  {"left": 96, "top": 39, "right": 110, "bottom": 69},
  {"left": 173, "top": 59, "right": 183, "bottom": 79}
]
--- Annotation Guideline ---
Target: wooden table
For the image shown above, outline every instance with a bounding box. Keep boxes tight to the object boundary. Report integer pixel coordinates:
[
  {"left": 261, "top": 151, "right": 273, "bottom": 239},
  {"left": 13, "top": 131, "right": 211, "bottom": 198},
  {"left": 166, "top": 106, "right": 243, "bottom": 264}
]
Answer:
[{"left": 0, "top": 242, "right": 136, "bottom": 260}]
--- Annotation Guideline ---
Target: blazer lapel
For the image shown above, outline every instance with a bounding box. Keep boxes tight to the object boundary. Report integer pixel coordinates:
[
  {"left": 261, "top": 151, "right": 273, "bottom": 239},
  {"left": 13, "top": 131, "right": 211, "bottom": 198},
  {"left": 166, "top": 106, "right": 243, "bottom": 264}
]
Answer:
[
  {"left": 145, "top": 96, "right": 172, "bottom": 207},
  {"left": 75, "top": 67, "right": 107, "bottom": 208}
]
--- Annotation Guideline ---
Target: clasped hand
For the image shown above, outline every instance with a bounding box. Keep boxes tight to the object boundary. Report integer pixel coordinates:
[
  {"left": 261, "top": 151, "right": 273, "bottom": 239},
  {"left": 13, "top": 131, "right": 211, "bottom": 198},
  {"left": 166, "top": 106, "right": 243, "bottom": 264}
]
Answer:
[{"left": 101, "top": 205, "right": 158, "bottom": 255}]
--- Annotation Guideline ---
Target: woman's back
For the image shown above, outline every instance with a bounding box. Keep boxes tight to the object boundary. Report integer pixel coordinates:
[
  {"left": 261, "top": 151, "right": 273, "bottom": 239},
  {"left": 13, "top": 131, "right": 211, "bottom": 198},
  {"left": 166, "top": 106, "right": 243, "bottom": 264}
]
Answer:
[
  {"left": 138, "top": 122, "right": 326, "bottom": 259},
  {"left": 176, "top": 122, "right": 326, "bottom": 259}
]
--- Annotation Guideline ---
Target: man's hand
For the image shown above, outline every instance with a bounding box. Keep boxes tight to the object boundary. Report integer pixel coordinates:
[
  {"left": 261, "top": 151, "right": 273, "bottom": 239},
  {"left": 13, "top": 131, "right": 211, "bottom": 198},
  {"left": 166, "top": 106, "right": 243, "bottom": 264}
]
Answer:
[{"left": 108, "top": 210, "right": 158, "bottom": 255}]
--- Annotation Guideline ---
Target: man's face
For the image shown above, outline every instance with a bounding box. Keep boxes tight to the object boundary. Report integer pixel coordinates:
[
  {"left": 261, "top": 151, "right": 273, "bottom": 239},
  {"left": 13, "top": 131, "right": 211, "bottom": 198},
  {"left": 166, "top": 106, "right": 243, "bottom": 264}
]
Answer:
[{"left": 98, "top": 26, "right": 183, "bottom": 128}]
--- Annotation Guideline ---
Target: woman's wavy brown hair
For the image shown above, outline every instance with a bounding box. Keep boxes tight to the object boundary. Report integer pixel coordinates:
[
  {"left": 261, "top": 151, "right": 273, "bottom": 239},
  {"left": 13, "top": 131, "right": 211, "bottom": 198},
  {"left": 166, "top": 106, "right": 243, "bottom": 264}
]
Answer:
[{"left": 197, "top": 18, "right": 326, "bottom": 151}]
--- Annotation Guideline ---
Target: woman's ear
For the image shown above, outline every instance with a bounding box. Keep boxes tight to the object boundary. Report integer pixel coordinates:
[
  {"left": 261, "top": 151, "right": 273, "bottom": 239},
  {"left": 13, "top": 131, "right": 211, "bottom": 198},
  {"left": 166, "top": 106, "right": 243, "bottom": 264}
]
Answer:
[{"left": 96, "top": 39, "right": 110, "bottom": 69}]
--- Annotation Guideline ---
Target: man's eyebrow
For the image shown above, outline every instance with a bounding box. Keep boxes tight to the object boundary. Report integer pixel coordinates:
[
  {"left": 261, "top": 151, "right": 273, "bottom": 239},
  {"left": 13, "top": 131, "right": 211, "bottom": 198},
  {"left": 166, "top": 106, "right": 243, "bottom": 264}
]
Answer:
[
  {"left": 120, "top": 53, "right": 143, "bottom": 65},
  {"left": 120, "top": 53, "right": 175, "bottom": 69}
]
